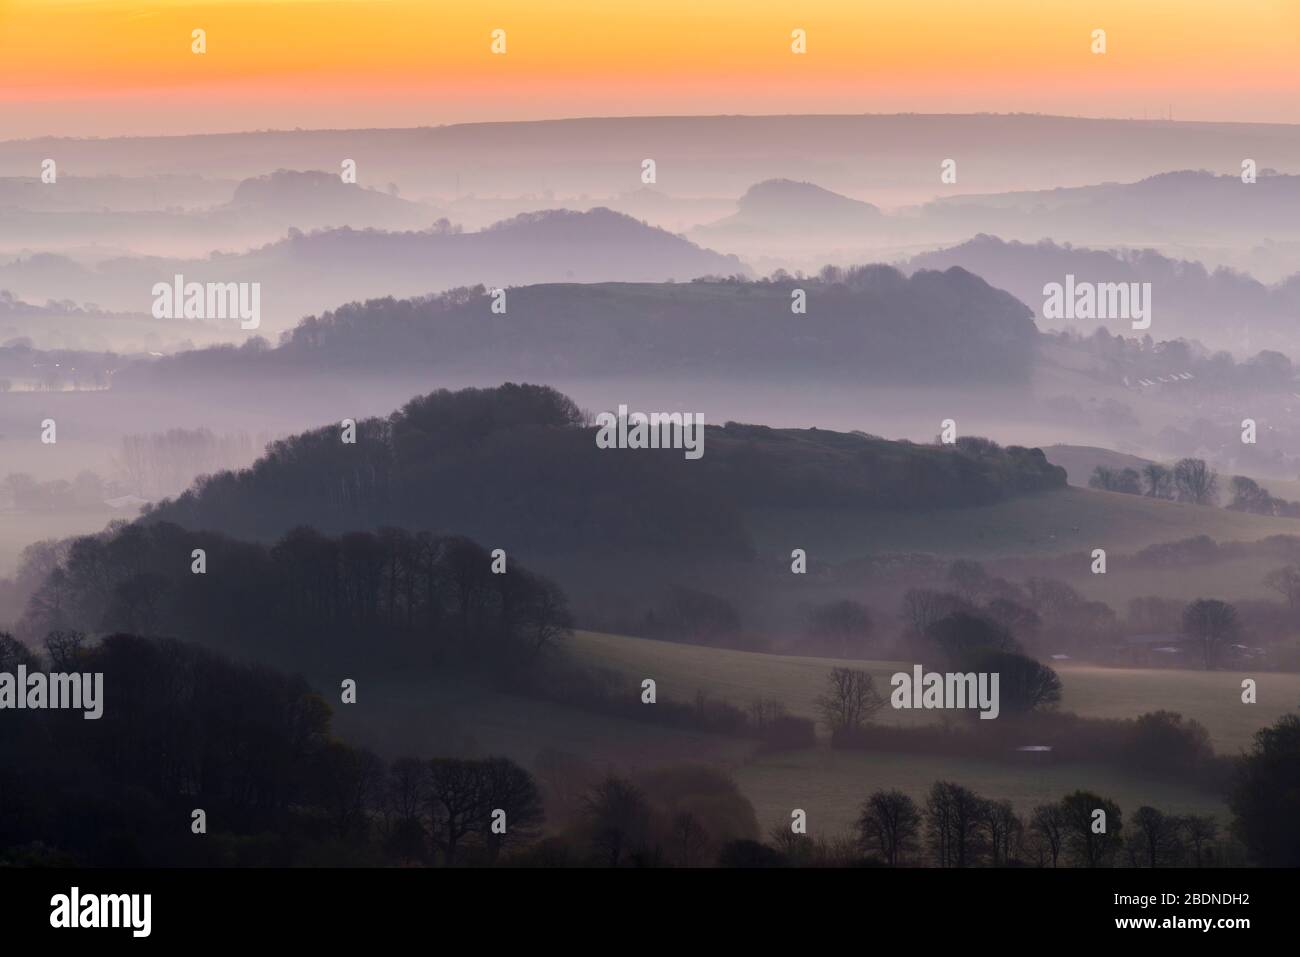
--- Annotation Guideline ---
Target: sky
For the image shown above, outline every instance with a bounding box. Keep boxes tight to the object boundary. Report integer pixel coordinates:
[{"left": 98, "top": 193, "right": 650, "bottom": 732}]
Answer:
[{"left": 1, "top": 0, "right": 1298, "bottom": 138}]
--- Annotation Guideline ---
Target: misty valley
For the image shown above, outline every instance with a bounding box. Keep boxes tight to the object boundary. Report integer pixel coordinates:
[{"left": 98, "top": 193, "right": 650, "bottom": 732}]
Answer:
[{"left": 1, "top": 109, "right": 1299, "bottom": 917}]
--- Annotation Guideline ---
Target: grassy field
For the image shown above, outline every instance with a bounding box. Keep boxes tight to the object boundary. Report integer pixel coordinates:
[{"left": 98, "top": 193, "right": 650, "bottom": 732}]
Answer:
[
  {"left": 570, "top": 630, "right": 1300, "bottom": 753},
  {"left": 332, "top": 631, "right": 1298, "bottom": 841},
  {"left": 745, "top": 486, "right": 1298, "bottom": 563},
  {"left": 334, "top": 666, "right": 1229, "bottom": 843},
  {"left": 1068, "top": 554, "right": 1282, "bottom": 606}
]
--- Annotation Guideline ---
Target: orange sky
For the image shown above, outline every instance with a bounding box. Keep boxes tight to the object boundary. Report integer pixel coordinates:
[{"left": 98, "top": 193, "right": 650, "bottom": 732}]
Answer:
[{"left": 1, "top": 0, "right": 1298, "bottom": 137}]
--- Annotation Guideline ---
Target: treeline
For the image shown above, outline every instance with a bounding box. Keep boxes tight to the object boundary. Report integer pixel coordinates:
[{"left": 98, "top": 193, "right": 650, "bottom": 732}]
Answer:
[
  {"left": 1090, "top": 458, "right": 1300, "bottom": 516},
  {"left": 135, "top": 383, "right": 1064, "bottom": 558},
  {"left": 1049, "top": 325, "right": 1300, "bottom": 393},
  {"left": 846, "top": 782, "right": 1228, "bottom": 869},
  {"left": 4, "top": 633, "right": 1297, "bottom": 867},
  {"left": 19, "top": 522, "right": 572, "bottom": 676}
]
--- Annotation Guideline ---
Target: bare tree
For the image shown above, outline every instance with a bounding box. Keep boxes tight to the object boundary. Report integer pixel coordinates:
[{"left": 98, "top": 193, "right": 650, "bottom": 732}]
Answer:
[
  {"left": 1264, "top": 565, "right": 1300, "bottom": 611},
  {"left": 924, "top": 781, "right": 984, "bottom": 868},
  {"left": 1173, "top": 458, "right": 1219, "bottom": 506},
  {"left": 816, "top": 667, "right": 884, "bottom": 733},
  {"left": 671, "top": 811, "right": 710, "bottom": 867},
  {"left": 856, "top": 789, "right": 920, "bottom": 865},
  {"left": 427, "top": 758, "right": 488, "bottom": 865},
  {"left": 1181, "top": 598, "right": 1239, "bottom": 670},
  {"left": 981, "top": 799, "right": 1023, "bottom": 865},
  {"left": 901, "top": 588, "right": 969, "bottom": 637},
  {"left": 1178, "top": 814, "right": 1218, "bottom": 867},
  {"left": 582, "top": 775, "right": 652, "bottom": 867},
  {"left": 1130, "top": 805, "right": 1182, "bottom": 867},
  {"left": 1030, "top": 803, "right": 1066, "bottom": 867},
  {"left": 1142, "top": 462, "right": 1174, "bottom": 499}
]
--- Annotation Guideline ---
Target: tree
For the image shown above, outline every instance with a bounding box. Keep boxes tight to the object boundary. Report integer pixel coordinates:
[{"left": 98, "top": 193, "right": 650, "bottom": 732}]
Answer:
[
  {"left": 311, "top": 741, "right": 385, "bottom": 840},
  {"left": 968, "top": 650, "right": 1062, "bottom": 714},
  {"left": 426, "top": 758, "right": 489, "bottom": 865},
  {"left": 480, "top": 756, "right": 545, "bottom": 860},
  {"left": 983, "top": 598, "right": 1041, "bottom": 646},
  {"left": 582, "top": 775, "right": 652, "bottom": 867},
  {"left": 424, "top": 756, "right": 542, "bottom": 864},
  {"left": 0, "top": 632, "right": 40, "bottom": 670},
  {"left": 1227, "top": 476, "right": 1274, "bottom": 515},
  {"left": 381, "top": 757, "right": 430, "bottom": 863},
  {"left": 925, "top": 611, "right": 1019, "bottom": 664},
  {"left": 1181, "top": 598, "right": 1239, "bottom": 670},
  {"left": 1030, "top": 803, "right": 1066, "bottom": 867},
  {"left": 1129, "top": 805, "right": 1182, "bottom": 867},
  {"left": 1142, "top": 462, "right": 1174, "bottom": 499},
  {"left": 924, "top": 781, "right": 984, "bottom": 867},
  {"left": 1178, "top": 815, "right": 1218, "bottom": 868},
  {"left": 1089, "top": 466, "right": 1141, "bottom": 495},
  {"left": 43, "top": 630, "right": 86, "bottom": 670},
  {"left": 1229, "top": 714, "right": 1300, "bottom": 866},
  {"left": 816, "top": 667, "right": 884, "bottom": 733},
  {"left": 1263, "top": 565, "right": 1300, "bottom": 612},
  {"left": 1127, "top": 711, "right": 1213, "bottom": 776},
  {"left": 981, "top": 799, "right": 1023, "bottom": 866},
  {"left": 1060, "top": 790, "right": 1123, "bottom": 867},
  {"left": 856, "top": 790, "right": 920, "bottom": 865},
  {"left": 1173, "top": 458, "right": 1218, "bottom": 505},
  {"left": 670, "top": 811, "right": 710, "bottom": 867},
  {"left": 900, "top": 588, "right": 971, "bottom": 638}
]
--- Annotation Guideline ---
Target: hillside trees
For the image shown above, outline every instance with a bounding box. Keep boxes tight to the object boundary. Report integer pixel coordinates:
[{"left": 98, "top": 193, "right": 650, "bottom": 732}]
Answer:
[
  {"left": 20, "top": 523, "right": 573, "bottom": 675},
  {"left": 1230, "top": 714, "right": 1300, "bottom": 866}
]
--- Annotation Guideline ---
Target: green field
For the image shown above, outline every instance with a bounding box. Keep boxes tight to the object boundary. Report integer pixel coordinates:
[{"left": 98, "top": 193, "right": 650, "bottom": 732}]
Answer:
[{"left": 746, "top": 486, "right": 1300, "bottom": 563}]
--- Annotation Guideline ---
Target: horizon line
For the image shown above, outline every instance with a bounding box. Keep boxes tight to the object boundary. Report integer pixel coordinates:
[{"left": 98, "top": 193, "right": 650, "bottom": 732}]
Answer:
[{"left": 6, "top": 109, "right": 1300, "bottom": 146}]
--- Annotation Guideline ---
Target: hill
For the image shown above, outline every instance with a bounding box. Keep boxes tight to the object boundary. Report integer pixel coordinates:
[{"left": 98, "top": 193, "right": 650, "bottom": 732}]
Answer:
[
  {"left": 137, "top": 383, "right": 1067, "bottom": 556},
  {"left": 905, "top": 235, "right": 1300, "bottom": 353},
  {"left": 0, "top": 169, "right": 442, "bottom": 263},
  {"left": 8, "top": 115, "right": 1300, "bottom": 206},
  {"left": 917, "top": 170, "right": 1300, "bottom": 248},
  {"left": 0, "top": 208, "right": 746, "bottom": 334},
  {"left": 1043, "top": 444, "right": 1156, "bottom": 487},
  {"left": 120, "top": 263, "right": 1037, "bottom": 385},
  {"left": 746, "top": 485, "right": 1300, "bottom": 563},
  {"left": 693, "top": 178, "right": 884, "bottom": 237}
]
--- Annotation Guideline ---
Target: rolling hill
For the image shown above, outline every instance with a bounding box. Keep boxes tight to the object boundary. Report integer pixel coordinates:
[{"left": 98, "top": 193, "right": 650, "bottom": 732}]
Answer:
[{"left": 0, "top": 208, "right": 746, "bottom": 334}]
